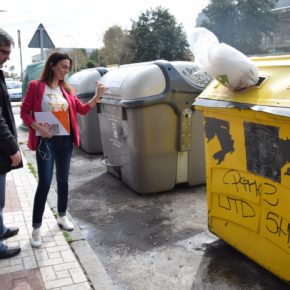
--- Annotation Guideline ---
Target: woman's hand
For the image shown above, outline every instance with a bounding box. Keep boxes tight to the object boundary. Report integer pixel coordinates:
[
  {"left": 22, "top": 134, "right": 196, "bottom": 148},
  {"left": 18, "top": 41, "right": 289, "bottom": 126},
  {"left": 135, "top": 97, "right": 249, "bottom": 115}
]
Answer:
[
  {"left": 88, "top": 81, "right": 107, "bottom": 107},
  {"left": 95, "top": 81, "right": 107, "bottom": 98},
  {"left": 31, "top": 122, "right": 53, "bottom": 138},
  {"left": 39, "top": 126, "right": 53, "bottom": 138}
]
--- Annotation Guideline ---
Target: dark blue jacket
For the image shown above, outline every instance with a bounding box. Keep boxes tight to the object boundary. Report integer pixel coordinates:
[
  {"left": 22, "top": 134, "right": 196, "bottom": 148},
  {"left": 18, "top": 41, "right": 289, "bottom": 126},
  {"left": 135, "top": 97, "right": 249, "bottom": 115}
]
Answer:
[{"left": 0, "top": 70, "right": 22, "bottom": 174}]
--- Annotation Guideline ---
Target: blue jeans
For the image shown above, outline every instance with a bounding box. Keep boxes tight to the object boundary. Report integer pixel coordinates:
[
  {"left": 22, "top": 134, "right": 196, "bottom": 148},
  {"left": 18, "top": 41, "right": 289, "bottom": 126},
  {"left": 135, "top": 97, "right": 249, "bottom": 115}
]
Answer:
[
  {"left": 0, "top": 174, "right": 7, "bottom": 252},
  {"left": 33, "top": 136, "right": 73, "bottom": 228}
]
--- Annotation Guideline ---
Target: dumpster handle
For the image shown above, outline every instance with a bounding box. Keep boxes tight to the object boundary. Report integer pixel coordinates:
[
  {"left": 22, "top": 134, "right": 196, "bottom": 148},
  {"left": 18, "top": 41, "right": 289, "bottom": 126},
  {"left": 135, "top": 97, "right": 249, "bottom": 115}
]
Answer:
[{"left": 100, "top": 156, "right": 122, "bottom": 167}]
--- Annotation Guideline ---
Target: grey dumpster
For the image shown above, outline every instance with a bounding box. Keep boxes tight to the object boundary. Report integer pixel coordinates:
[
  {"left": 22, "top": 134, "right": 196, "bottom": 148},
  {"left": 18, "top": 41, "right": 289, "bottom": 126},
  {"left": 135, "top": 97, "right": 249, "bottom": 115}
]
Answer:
[
  {"left": 68, "top": 67, "right": 108, "bottom": 153},
  {"left": 98, "top": 60, "right": 212, "bottom": 194}
]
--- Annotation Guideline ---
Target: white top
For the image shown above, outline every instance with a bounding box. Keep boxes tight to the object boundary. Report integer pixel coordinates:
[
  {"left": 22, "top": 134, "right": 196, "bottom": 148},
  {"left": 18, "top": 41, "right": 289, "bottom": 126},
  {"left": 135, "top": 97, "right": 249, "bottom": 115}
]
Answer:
[{"left": 41, "top": 85, "right": 69, "bottom": 112}]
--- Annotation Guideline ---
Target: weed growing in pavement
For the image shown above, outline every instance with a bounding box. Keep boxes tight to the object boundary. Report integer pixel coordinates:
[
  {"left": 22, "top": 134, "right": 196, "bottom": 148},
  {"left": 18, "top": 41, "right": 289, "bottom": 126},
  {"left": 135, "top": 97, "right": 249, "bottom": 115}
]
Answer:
[
  {"left": 27, "top": 162, "right": 37, "bottom": 177},
  {"left": 63, "top": 231, "right": 72, "bottom": 243}
]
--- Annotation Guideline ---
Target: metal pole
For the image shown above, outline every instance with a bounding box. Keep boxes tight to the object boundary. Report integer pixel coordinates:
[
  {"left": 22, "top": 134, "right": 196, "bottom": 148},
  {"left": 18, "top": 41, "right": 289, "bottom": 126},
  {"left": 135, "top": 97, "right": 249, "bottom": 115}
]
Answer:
[
  {"left": 40, "top": 27, "right": 44, "bottom": 61},
  {"left": 17, "top": 30, "right": 24, "bottom": 82},
  {"left": 74, "top": 47, "right": 77, "bottom": 72}
]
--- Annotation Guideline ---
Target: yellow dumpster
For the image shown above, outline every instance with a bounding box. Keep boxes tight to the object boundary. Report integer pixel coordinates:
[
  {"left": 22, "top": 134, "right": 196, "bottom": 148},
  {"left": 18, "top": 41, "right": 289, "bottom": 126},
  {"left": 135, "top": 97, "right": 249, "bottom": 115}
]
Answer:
[{"left": 194, "top": 55, "right": 290, "bottom": 282}]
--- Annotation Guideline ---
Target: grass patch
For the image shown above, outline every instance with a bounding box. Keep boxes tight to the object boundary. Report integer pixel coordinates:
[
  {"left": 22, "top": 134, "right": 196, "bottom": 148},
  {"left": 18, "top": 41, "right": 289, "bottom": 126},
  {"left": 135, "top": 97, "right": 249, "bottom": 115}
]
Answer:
[
  {"left": 63, "top": 231, "right": 73, "bottom": 243},
  {"left": 27, "top": 162, "right": 37, "bottom": 177}
]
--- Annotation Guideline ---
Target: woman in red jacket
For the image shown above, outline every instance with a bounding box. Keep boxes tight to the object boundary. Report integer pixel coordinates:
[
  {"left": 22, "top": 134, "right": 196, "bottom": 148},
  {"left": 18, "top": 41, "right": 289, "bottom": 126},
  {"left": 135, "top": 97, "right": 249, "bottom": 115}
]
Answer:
[{"left": 20, "top": 52, "right": 106, "bottom": 248}]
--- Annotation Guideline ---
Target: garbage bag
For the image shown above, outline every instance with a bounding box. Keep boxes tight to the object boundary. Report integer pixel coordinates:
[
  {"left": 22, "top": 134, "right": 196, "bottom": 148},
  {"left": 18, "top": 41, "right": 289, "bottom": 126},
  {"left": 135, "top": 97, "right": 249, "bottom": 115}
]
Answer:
[{"left": 189, "top": 27, "right": 259, "bottom": 91}]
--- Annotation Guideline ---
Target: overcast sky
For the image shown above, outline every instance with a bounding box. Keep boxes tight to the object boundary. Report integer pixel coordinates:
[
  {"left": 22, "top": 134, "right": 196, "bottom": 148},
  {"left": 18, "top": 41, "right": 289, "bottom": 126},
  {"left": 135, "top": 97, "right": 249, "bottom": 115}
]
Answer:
[{"left": 1, "top": 0, "right": 209, "bottom": 74}]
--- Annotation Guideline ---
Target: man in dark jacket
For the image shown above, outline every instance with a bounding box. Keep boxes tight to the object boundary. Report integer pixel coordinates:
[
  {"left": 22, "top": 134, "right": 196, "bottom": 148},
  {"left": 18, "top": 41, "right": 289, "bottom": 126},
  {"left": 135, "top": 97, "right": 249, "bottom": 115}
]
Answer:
[{"left": 0, "top": 28, "right": 22, "bottom": 259}]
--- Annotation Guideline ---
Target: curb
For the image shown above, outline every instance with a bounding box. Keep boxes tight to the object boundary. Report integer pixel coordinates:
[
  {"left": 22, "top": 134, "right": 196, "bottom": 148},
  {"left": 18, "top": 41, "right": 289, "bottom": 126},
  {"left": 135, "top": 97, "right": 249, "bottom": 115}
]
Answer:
[{"left": 47, "top": 189, "right": 117, "bottom": 290}]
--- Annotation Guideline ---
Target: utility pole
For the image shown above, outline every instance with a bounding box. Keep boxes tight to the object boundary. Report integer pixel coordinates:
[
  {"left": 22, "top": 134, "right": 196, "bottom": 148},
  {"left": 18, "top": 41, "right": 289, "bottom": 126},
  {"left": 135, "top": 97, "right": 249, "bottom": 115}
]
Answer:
[{"left": 17, "top": 30, "right": 24, "bottom": 81}]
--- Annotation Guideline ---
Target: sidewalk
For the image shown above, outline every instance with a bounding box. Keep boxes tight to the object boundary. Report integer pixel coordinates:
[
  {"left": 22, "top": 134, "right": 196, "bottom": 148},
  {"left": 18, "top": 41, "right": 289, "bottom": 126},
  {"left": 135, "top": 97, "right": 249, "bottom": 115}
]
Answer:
[{"left": 0, "top": 158, "right": 92, "bottom": 290}]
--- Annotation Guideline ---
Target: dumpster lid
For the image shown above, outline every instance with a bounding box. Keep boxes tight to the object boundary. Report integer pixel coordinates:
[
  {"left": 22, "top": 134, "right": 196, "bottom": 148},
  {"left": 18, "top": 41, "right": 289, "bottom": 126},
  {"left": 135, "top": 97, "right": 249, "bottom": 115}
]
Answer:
[
  {"left": 101, "top": 60, "right": 211, "bottom": 101},
  {"left": 193, "top": 55, "right": 290, "bottom": 117},
  {"left": 68, "top": 68, "right": 107, "bottom": 95}
]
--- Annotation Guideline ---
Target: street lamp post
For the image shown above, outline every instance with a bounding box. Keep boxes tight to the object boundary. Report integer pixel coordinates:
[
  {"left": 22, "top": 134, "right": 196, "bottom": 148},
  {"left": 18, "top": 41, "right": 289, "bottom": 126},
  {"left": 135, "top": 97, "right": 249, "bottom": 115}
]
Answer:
[{"left": 17, "top": 30, "right": 24, "bottom": 82}]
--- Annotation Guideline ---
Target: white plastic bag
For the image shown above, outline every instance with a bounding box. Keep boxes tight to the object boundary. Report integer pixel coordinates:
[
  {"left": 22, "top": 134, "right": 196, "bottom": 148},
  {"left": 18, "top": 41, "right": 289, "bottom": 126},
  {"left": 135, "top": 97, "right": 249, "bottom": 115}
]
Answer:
[{"left": 189, "top": 27, "right": 259, "bottom": 90}]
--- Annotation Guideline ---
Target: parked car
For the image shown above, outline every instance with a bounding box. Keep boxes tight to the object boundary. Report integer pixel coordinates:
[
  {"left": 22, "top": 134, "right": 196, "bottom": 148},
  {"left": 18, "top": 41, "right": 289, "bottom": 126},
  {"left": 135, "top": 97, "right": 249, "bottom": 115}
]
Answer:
[{"left": 6, "top": 81, "right": 22, "bottom": 101}]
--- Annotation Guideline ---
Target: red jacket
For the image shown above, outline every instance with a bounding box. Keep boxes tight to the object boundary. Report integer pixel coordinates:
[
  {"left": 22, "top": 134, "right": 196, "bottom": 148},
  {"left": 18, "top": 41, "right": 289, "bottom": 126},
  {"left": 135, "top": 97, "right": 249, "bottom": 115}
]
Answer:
[{"left": 20, "top": 80, "right": 91, "bottom": 151}]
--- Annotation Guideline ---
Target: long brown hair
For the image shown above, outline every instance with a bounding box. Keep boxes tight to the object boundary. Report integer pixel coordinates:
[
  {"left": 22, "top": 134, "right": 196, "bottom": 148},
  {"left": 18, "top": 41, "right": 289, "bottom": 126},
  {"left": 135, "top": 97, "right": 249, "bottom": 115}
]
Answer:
[{"left": 40, "top": 52, "right": 73, "bottom": 93}]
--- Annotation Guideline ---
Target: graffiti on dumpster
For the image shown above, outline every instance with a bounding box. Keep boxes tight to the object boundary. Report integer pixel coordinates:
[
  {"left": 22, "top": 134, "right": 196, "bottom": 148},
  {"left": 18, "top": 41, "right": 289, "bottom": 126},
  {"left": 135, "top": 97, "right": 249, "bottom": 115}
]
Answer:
[
  {"left": 265, "top": 211, "right": 290, "bottom": 248},
  {"left": 222, "top": 169, "right": 278, "bottom": 202},
  {"left": 218, "top": 194, "right": 255, "bottom": 218},
  {"left": 108, "top": 117, "right": 125, "bottom": 148},
  {"left": 244, "top": 122, "right": 290, "bottom": 183},
  {"left": 180, "top": 66, "right": 212, "bottom": 90},
  {"left": 204, "top": 117, "right": 234, "bottom": 164},
  {"left": 213, "top": 167, "right": 290, "bottom": 252}
]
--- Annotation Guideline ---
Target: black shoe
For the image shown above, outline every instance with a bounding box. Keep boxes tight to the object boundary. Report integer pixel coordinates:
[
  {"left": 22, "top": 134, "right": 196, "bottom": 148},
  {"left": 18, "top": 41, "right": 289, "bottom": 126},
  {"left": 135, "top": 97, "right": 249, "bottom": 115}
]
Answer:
[
  {"left": 0, "top": 227, "right": 19, "bottom": 240},
  {"left": 0, "top": 246, "right": 21, "bottom": 259}
]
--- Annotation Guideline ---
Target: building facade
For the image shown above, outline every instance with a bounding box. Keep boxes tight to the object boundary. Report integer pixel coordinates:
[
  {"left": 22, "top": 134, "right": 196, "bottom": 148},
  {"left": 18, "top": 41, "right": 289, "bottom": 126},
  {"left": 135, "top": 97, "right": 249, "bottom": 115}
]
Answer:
[{"left": 267, "top": 0, "right": 290, "bottom": 53}]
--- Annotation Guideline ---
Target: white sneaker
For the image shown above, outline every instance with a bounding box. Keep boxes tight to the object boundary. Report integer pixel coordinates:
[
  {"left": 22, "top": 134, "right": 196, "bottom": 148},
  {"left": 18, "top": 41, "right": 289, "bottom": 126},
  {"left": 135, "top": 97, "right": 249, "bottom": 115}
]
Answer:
[
  {"left": 31, "top": 228, "right": 42, "bottom": 248},
  {"left": 57, "top": 216, "right": 74, "bottom": 231}
]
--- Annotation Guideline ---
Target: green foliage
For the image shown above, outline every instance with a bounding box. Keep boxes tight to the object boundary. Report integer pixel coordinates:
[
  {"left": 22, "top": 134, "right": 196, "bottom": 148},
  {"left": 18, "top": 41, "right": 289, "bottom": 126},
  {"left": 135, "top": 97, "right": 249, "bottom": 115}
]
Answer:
[
  {"left": 101, "top": 25, "right": 131, "bottom": 65},
  {"left": 75, "top": 49, "right": 89, "bottom": 70},
  {"left": 127, "top": 7, "right": 190, "bottom": 62},
  {"left": 66, "top": 48, "right": 88, "bottom": 71},
  {"left": 86, "top": 60, "right": 96, "bottom": 68},
  {"left": 89, "top": 49, "right": 98, "bottom": 62},
  {"left": 200, "top": 0, "right": 279, "bottom": 54},
  {"left": 80, "top": 48, "right": 87, "bottom": 56},
  {"left": 89, "top": 49, "right": 99, "bottom": 66},
  {"left": 27, "top": 162, "right": 37, "bottom": 178},
  {"left": 62, "top": 231, "right": 72, "bottom": 243}
]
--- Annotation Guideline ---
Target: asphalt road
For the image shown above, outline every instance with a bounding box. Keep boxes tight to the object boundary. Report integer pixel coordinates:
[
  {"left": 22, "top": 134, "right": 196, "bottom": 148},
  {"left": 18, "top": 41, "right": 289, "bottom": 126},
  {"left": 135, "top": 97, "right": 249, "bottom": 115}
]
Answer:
[{"left": 13, "top": 104, "right": 290, "bottom": 290}]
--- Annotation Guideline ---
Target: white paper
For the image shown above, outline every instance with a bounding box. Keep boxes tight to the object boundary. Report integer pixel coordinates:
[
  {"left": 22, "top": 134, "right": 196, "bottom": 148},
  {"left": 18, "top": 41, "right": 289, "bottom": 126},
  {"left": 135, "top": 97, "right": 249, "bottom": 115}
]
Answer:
[{"left": 34, "top": 111, "right": 70, "bottom": 136}]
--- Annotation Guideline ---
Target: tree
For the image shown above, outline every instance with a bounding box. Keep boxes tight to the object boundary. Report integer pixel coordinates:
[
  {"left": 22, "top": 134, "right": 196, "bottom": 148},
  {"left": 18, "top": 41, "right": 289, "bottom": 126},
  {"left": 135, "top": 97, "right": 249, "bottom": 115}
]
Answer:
[
  {"left": 86, "top": 60, "right": 95, "bottom": 68},
  {"left": 101, "top": 25, "right": 131, "bottom": 66},
  {"left": 89, "top": 49, "right": 100, "bottom": 66},
  {"left": 200, "top": 0, "right": 279, "bottom": 54},
  {"left": 77, "top": 48, "right": 88, "bottom": 70},
  {"left": 66, "top": 48, "right": 88, "bottom": 71},
  {"left": 127, "top": 7, "right": 190, "bottom": 62}
]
